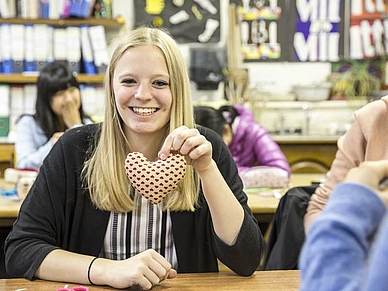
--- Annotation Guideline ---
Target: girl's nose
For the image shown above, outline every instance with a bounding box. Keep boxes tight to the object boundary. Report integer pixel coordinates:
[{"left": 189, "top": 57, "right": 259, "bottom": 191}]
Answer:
[{"left": 134, "top": 84, "right": 153, "bottom": 100}]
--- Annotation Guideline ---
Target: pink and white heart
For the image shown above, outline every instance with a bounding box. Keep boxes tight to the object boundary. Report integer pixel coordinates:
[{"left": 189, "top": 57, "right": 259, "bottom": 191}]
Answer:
[{"left": 125, "top": 152, "right": 187, "bottom": 204}]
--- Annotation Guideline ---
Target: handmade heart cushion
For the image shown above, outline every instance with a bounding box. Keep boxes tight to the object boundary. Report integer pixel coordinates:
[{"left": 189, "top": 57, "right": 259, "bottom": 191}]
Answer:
[{"left": 125, "top": 152, "right": 187, "bottom": 204}]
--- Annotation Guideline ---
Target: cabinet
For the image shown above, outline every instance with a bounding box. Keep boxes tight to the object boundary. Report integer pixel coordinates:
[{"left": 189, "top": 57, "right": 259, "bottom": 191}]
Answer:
[
  {"left": 273, "top": 136, "right": 338, "bottom": 173},
  {"left": 0, "top": 141, "right": 14, "bottom": 178}
]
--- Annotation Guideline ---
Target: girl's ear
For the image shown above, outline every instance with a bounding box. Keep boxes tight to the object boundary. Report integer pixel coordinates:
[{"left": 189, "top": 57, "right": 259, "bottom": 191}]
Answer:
[{"left": 222, "top": 124, "right": 233, "bottom": 145}]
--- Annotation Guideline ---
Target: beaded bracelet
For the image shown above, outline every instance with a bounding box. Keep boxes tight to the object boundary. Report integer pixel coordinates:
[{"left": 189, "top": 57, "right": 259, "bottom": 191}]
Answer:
[{"left": 87, "top": 257, "right": 98, "bottom": 285}]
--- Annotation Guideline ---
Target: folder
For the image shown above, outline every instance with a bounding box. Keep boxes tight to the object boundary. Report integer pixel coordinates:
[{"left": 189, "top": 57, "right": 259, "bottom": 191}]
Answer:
[
  {"left": 53, "top": 28, "right": 67, "bottom": 65},
  {"left": 10, "top": 24, "right": 25, "bottom": 73},
  {"left": 80, "top": 25, "right": 96, "bottom": 75},
  {"left": 69, "top": 0, "right": 94, "bottom": 18},
  {"left": 0, "top": 23, "right": 12, "bottom": 73},
  {"left": 48, "top": 0, "right": 62, "bottom": 19},
  {"left": 66, "top": 26, "right": 81, "bottom": 73},
  {"left": 40, "top": 0, "right": 49, "bottom": 18},
  {"left": 88, "top": 25, "right": 109, "bottom": 74},
  {"left": 34, "top": 24, "right": 51, "bottom": 71},
  {"left": 24, "top": 24, "right": 36, "bottom": 72},
  {"left": 23, "top": 84, "right": 37, "bottom": 114},
  {"left": 61, "top": 0, "right": 72, "bottom": 18},
  {"left": 0, "top": 0, "right": 16, "bottom": 18},
  {"left": 0, "top": 85, "right": 10, "bottom": 116}
]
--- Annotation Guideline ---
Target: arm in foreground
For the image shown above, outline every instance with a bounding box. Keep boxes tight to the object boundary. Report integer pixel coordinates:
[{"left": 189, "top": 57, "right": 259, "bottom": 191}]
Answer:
[{"left": 300, "top": 161, "right": 388, "bottom": 291}]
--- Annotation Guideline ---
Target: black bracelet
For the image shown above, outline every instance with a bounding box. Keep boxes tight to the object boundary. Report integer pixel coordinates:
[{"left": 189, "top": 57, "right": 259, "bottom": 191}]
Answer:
[{"left": 87, "top": 257, "right": 98, "bottom": 285}]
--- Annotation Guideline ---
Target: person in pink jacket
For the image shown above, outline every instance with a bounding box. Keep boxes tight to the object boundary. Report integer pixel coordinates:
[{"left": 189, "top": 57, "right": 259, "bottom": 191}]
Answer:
[
  {"left": 304, "top": 95, "right": 388, "bottom": 230},
  {"left": 194, "top": 105, "right": 290, "bottom": 188}
]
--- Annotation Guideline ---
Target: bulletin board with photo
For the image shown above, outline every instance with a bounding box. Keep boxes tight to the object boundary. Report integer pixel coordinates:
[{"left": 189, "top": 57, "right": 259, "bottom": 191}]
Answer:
[
  {"left": 230, "top": 0, "right": 290, "bottom": 61},
  {"left": 230, "top": 0, "right": 345, "bottom": 63},
  {"left": 134, "top": 0, "right": 221, "bottom": 44}
]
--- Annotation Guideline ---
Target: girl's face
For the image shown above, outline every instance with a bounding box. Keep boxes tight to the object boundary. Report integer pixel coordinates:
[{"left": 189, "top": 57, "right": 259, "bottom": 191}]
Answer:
[
  {"left": 50, "top": 86, "right": 81, "bottom": 116},
  {"left": 113, "top": 45, "right": 173, "bottom": 139}
]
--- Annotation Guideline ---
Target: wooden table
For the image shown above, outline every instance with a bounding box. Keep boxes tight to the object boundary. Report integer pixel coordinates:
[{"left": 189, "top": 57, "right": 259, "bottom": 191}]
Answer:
[{"left": 0, "top": 270, "right": 300, "bottom": 290}]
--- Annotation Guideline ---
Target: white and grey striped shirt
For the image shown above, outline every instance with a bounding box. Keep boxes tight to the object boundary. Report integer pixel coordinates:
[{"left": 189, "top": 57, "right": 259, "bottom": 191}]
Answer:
[{"left": 101, "top": 194, "right": 178, "bottom": 269}]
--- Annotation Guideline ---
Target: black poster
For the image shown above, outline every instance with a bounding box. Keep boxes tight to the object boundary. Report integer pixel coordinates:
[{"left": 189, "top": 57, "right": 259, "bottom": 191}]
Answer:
[{"left": 134, "top": 0, "right": 221, "bottom": 44}]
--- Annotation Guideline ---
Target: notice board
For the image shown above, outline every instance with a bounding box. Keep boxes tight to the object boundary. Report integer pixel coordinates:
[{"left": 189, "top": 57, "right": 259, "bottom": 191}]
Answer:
[{"left": 134, "top": 0, "right": 221, "bottom": 44}]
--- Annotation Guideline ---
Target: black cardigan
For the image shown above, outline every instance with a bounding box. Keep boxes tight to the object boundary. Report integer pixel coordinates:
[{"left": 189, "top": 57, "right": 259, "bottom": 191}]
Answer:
[{"left": 5, "top": 124, "right": 264, "bottom": 279}]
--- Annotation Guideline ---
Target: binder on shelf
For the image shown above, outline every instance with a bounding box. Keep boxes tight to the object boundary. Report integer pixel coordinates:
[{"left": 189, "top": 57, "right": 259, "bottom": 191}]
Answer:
[
  {"left": 48, "top": 0, "right": 62, "bottom": 19},
  {"left": 24, "top": 24, "right": 36, "bottom": 72},
  {"left": 10, "top": 85, "right": 24, "bottom": 115},
  {"left": 24, "top": 84, "right": 37, "bottom": 114},
  {"left": 1, "top": 23, "right": 13, "bottom": 74},
  {"left": 80, "top": 25, "right": 96, "bottom": 75},
  {"left": 0, "top": 84, "right": 10, "bottom": 116},
  {"left": 66, "top": 26, "right": 81, "bottom": 74},
  {"left": 53, "top": 28, "right": 67, "bottom": 65},
  {"left": 10, "top": 24, "right": 25, "bottom": 73},
  {"left": 61, "top": 0, "right": 71, "bottom": 18},
  {"left": 69, "top": 0, "right": 94, "bottom": 18},
  {"left": 46, "top": 25, "right": 54, "bottom": 65},
  {"left": 88, "top": 25, "right": 109, "bottom": 74},
  {"left": 40, "top": 0, "right": 49, "bottom": 18},
  {"left": 0, "top": 0, "right": 16, "bottom": 18},
  {"left": 34, "top": 24, "right": 51, "bottom": 71}
]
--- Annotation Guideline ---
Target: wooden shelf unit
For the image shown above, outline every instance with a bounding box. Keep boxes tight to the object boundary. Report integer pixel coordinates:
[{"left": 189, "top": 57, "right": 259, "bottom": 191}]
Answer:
[
  {"left": 0, "top": 73, "right": 105, "bottom": 84},
  {"left": 0, "top": 16, "right": 125, "bottom": 29}
]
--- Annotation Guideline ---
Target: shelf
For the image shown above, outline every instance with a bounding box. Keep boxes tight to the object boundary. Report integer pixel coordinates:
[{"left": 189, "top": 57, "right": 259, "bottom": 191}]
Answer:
[
  {"left": 0, "top": 16, "right": 125, "bottom": 29},
  {"left": 0, "top": 74, "right": 105, "bottom": 84},
  {"left": 258, "top": 99, "right": 368, "bottom": 109}
]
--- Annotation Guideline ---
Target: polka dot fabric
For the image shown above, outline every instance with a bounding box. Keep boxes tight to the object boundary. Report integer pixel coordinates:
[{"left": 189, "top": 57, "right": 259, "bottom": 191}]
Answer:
[{"left": 125, "top": 152, "right": 187, "bottom": 204}]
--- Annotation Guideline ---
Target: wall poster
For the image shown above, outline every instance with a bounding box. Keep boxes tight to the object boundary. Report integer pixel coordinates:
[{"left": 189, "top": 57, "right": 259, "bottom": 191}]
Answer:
[
  {"left": 349, "top": 0, "right": 388, "bottom": 60},
  {"left": 134, "top": 0, "right": 221, "bottom": 44},
  {"left": 230, "top": 0, "right": 345, "bottom": 62},
  {"left": 230, "top": 0, "right": 289, "bottom": 61},
  {"left": 293, "top": 0, "right": 345, "bottom": 62}
]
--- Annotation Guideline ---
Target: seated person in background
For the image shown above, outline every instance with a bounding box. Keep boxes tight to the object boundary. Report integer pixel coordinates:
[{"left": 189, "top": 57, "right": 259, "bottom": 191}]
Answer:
[
  {"left": 194, "top": 105, "right": 290, "bottom": 188},
  {"left": 4, "top": 27, "right": 263, "bottom": 289},
  {"left": 299, "top": 160, "right": 388, "bottom": 291},
  {"left": 304, "top": 96, "right": 388, "bottom": 230},
  {"left": 15, "top": 61, "right": 93, "bottom": 171}
]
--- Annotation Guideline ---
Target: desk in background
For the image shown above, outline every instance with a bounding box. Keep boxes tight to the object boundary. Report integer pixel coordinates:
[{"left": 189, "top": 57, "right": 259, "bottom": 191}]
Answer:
[
  {"left": 0, "top": 180, "right": 19, "bottom": 228},
  {"left": 0, "top": 174, "right": 326, "bottom": 228},
  {"left": 0, "top": 270, "right": 300, "bottom": 290},
  {"left": 247, "top": 173, "right": 325, "bottom": 225}
]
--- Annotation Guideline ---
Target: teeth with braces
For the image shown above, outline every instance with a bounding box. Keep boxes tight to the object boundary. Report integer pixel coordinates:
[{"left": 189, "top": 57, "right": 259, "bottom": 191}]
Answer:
[{"left": 132, "top": 108, "right": 157, "bottom": 115}]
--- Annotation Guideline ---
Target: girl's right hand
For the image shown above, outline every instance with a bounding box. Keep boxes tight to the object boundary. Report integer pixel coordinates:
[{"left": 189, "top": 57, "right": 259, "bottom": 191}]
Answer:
[
  {"left": 345, "top": 160, "right": 388, "bottom": 206},
  {"left": 93, "top": 249, "right": 177, "bottom": 290}
]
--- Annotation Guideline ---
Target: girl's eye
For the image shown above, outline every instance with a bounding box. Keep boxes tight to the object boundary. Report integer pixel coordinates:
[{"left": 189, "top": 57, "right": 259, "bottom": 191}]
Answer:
[
  {"left": 122, "top": 78, "right": 136, "bottom": 85},
  {"left": 153, "top": 80, "right": 169, "bottom": 87}
]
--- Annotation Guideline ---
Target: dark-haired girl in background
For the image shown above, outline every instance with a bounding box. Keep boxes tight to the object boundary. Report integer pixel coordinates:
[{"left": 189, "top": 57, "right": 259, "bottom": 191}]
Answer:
[{"left": 15, "top": 62, "right": 93, "bottom": 170}]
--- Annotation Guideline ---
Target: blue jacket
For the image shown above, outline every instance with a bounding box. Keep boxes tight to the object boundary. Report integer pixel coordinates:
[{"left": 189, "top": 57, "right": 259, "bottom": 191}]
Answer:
[{"left": 299, "top": 183, "right": 388, "bottom": 290}]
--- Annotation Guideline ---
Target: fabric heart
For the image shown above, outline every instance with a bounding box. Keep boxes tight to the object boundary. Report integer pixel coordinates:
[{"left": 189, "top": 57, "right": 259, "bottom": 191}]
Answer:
[{"left": 125, "top": 152, "right": 187, "bottom": 204}]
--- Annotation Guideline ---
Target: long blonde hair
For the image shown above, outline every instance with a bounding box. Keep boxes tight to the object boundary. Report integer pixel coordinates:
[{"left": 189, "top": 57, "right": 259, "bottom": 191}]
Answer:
[{"left": 82, "top": 27, "right": 200, "bottom": 213}]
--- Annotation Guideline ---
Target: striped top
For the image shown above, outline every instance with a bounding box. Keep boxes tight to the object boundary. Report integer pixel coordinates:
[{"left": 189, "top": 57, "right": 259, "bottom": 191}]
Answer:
[{"left": 101, "top": 194, "right": 178, "bottom": 268}]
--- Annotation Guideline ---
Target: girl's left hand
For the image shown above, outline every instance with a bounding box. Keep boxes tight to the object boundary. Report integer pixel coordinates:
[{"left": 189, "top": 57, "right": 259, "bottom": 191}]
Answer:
[{"left": 158, "top": 126, "right": 212, "bottom": 173}]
